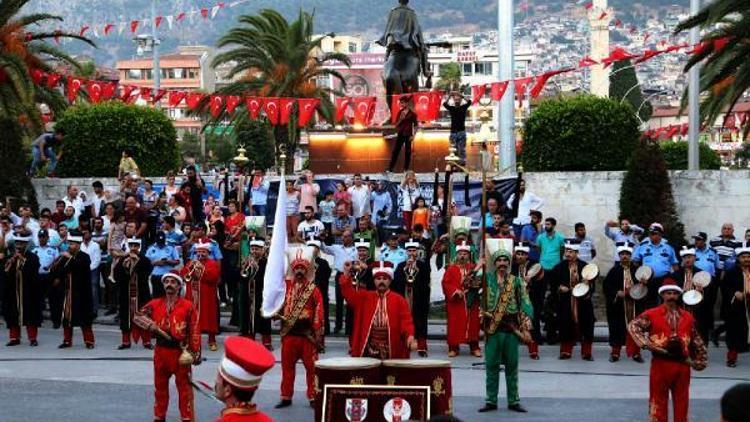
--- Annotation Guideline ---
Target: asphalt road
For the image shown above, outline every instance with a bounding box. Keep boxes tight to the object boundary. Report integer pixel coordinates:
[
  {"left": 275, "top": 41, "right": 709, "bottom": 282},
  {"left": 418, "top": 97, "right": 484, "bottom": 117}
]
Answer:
[{"left": 0, "top": 324, "right": 747, "bottom": 421}]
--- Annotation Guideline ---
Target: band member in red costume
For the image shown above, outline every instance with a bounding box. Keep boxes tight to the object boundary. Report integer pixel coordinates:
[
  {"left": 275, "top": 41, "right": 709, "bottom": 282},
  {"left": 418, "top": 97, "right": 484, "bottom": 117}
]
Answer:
[
  {"left": 275, "top": 247, "right": 324, "bottom": 409},
  {"left": 442, "top": 241, "right": 482, "bottom": 357},
  {"left": 139, "top": 271, "right": 201, "bottom": 422},
  {"left": 628, "top": 279, "right": 708, "bottom": 422},
  {"left": 340, "top": 260, "right": 416, "bottom": 359},
  {"left": 182, "top": 242, "right": 221, "bottom": 351},
  {"left": 213, "top": 336, "right": 275, "bottom": 421}
]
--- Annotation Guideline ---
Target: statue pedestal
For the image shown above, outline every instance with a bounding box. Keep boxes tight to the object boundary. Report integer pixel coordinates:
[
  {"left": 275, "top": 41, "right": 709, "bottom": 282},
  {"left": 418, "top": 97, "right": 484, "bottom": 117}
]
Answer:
[{"left": 307, "top": 129, "right": 451, "bottom": 174}]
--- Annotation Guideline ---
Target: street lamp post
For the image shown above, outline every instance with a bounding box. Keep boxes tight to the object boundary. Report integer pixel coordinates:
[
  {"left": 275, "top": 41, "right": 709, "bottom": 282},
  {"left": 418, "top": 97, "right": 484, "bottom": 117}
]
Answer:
[{"left": 133, "top": 0, "right": 161, "bottom": 107}]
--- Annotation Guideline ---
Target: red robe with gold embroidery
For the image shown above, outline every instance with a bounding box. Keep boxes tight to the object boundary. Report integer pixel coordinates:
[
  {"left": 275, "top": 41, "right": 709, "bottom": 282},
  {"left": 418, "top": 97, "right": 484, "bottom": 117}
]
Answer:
[
  {"left": 340, "top": 274, "right": 414, "bottom": 359},
  {"left": 214, "top": 406, "right": 273, "bottom": 421},
  {"left": 441, "top": 263, "right": 480, "bottom": 347},
  {"left": 182, "top": 259, "right": 221, "bottom": 334}
]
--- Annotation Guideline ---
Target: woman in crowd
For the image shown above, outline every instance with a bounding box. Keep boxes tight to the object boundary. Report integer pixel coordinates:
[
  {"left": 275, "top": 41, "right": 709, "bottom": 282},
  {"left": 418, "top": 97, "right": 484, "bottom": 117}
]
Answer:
[
  {"left": 285, "top": 181, "right": 300, "bottom": 242},
  {"left": 163, "top": 171, "right": 180, "bottom": 199},
  {"left": 400, "top": 170, "right": 422, "bottom": 232},
  {"left": 166, "top": 195, "right": 187, "bottom": 225},
  {"left": 333, "top": 181, "right": 352, "bottom": 215}
]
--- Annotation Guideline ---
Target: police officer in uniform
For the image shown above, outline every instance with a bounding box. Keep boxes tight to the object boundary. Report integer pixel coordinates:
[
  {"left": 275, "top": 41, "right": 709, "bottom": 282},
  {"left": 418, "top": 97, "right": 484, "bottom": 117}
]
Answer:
[{"left": 632, "top": 223, "right": 679, "bottom": 309}]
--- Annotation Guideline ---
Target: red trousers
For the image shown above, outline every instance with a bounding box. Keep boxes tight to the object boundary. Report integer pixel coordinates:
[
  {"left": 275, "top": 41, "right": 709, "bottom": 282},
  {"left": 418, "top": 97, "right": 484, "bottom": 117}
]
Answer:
[
  {"left": 154, "top": 346, "right": 194, "bottom": 421},
  {"left": 447, "top": 304, "right": 480, "bottom": 350},
  {"left": 612, "top": 333, "right": 640, "bottom": 358},
  {"left": 649, "top": 358, "right": 691, "bottom": 422},
  {"left": 9, "top": 326, "right": 38, "bottom": 341},
  {"left": 727, "top": 349, "right": 738, "bottom": 364},
  {"left": 417, "top": 338, "right": 428, "bottom": 351},
  {"left": 560, "top": 341, "right": 593, "bottom": 358},
  {"left": 122, "top": 327, "right": 151, "bottom": 346},
  {"left": 63, "top": 326, "right": 95, "bottom": 346},
  {"left": 527, "top": 341, "right": 539, "bottom": 356},
  {"left": 280, "top": 335, "right": 317, "bottom": 400}
]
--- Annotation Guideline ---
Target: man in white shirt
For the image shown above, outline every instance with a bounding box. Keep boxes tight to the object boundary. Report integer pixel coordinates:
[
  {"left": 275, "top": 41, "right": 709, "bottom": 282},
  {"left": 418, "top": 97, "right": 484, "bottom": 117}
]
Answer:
[
  {"left": 296, "top": 206, "right": 325, "bottom": 243},
  {"left": 32, "top": 214, "right": 61, "bottom": 248},
  {"left": 62, "top": 184, "right": 85, "bottom": 220},
  {"left": 320, "top": 230, "right": 358, "bottom": 334},
  {"left": 348, "top": 173, "right": 371, "bottom": 221},
  {"left": 90, "top": 181, "right": 110, "bottom": 218},
  {"left": 506, "top": 179, "right": 544, "bottom": 233},
  {"left": 80, "top": 229, "right": 102, "bottom": 316}
]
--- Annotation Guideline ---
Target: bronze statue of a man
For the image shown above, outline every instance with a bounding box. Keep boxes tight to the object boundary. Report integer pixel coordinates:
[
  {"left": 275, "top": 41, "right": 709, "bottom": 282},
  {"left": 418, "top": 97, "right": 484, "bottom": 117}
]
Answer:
[{"left": 378, "top": 0, "right": 432, "bottom": 110}]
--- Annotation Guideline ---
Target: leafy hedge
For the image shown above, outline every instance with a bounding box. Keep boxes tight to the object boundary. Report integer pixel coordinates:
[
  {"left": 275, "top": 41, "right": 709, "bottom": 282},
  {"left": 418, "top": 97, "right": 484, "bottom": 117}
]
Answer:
[
  {"left": 520, "top": 95, "right": 641, "bottom": 171},
  {"left": 660, "top": 141, "right": 722, "bottom": 170},
  {"left": 55, "top": 102, "right": 180, "bottom": 177}
]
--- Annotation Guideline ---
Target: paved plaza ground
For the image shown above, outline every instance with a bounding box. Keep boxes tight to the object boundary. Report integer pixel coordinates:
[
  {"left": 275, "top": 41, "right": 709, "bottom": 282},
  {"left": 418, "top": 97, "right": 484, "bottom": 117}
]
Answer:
[{"left": 0, "top": 324, "right": 748, "bottom": 421}]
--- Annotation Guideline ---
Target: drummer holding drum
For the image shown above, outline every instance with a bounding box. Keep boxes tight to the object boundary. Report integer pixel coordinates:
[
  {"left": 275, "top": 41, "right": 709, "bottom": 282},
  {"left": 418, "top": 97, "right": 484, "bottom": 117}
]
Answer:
[
  {"left": 512, "top": 241, "right": 544, "bottom": 360},
  {"left": 671, "top": 245, "right": 713, "bottom": 342},
  {"left": 549, "top": 239, "right": 598, "bottom": 360},
  {"left": 603, "top": 242, "right": 646, "bottom": 363}
]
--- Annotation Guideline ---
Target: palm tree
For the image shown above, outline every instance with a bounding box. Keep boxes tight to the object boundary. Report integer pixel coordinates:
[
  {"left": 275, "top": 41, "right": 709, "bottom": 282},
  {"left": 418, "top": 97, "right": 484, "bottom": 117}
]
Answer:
[
  {"left": 0, "top": 0, "right": 94, "bottom": 206},
  {"left": 208, "top": 9, "right": 351, "bottom": 171},
  {"left": 675, "top": 1, "right": 750, "bottom": 135},
  {"left": 435, "top": 62, "right": 463, "bottom": 92}
]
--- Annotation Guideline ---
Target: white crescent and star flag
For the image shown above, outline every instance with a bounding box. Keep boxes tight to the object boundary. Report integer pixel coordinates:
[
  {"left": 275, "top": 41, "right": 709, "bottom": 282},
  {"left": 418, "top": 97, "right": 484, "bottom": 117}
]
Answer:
[{"left": 261, "top": 168, "right": 288, "bottom": 318}]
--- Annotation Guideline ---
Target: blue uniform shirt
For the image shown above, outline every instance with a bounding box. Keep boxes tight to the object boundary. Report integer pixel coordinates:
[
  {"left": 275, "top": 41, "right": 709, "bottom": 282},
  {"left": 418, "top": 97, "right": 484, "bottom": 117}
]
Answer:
[
  {"left": 633, "top": 239, "right": 678, "bottom": 278},
  {"left": 380, "top": 246, "right": 408, "bottom": 268},
  {"left": 165, "top": 229, "right": 187, "bottom": 247},
  {"left": 694, "top": 246, "right": 718, "bottom": 277},
  {"left": 520, "top": 224, "right": 540, "bottom": 261},
  {"left": 145, "top": 244, "right": 181, "bottom": 277},
  {"left": 34, "top": 245, "right": 59, "bottom": 274}
]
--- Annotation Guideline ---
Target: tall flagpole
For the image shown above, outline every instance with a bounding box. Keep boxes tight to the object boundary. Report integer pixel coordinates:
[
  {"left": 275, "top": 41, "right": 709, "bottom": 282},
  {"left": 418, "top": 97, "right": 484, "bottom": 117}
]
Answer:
[
  {"left": 498, "top": 0, "right": 516, "bottom": 175},
  {"left": 687, "top": 0, "right": 700, "bottom": 170},
  {"left": 261, "top": 152, "right": 289, "bottom": 318}
]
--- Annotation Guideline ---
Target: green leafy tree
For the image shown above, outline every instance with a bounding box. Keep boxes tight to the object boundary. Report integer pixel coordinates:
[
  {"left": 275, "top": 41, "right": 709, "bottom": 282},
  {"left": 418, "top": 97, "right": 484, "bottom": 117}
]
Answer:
[
  {"left": 609, "top": 59, "right": 652, "bottom": 123},
  {"left": 520, "top": 95, "right": 640, "bottom": 171},
  {"left": 236, "top": 119, "right": 275, "bottom": 171},
  {"left": 179, "top": 132, "right": 203, "bottom": 162},
  {"left": 55, "top": 102, "right": 179, "bottom": 177},
  {"left": 619, "top": 139, "right": 686, "bottom": 248},
  {"left": 733, "top": 142, "right": 750, "bottom": 168},
  {"left": 0, "top": 0, "right": 94, "bottom": 208},
  {"left": 660, "top": 141, "right": 722, "bottom": 170},
  {"left": 675, "top": 2, "right": 750, "bottom": 135},
  {"left": 435, "top": 62, "right": 462, "bottom": 92},
  {"left": 207, "top": 9, "right": 351, "bottom": 172},
  {"left": 206, "top": 132, "right": 237, "bottom": 167}
]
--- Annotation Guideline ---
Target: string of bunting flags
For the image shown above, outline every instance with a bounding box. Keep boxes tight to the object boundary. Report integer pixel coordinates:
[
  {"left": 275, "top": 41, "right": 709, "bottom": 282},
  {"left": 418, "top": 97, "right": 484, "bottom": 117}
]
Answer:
[
  {"left": 30, "top": 36, "right": 731, "bottom": 128},
  {"left": 45, "top": 0, "right": 253, "bottom": 43}
]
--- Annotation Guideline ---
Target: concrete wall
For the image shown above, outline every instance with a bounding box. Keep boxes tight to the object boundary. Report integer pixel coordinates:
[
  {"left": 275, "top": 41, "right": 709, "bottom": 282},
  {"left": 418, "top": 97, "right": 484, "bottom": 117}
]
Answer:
[
  {"left": 524, "top": 170, "right": 750, "bottom": 271},
  {"left": 32, "top": 170, "right": 750, "bottom": 271}
]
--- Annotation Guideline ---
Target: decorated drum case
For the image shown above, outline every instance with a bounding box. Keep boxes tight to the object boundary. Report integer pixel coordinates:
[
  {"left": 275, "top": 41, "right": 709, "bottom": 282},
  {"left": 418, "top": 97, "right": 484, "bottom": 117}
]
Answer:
[
  {"left": 381, "top": 359, "right": 453, "bottom": 418},
  {"left": 314, "top": 358, "right": 382, "bottom": 422}
]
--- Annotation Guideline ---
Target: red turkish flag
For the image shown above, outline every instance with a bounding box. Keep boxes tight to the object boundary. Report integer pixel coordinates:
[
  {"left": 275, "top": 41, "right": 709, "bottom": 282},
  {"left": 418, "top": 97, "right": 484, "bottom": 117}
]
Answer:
[
  {"left": 79, "top": 26, "right": 90, "bottom": 37},
  {"left": 472, "top": 84, "right": 487, "bottom": 105},
  {"left": 602, "top": 47, "right": 636, "bottom": 68},
  {"left": 102, "top": 82, "right": 117, "bottom": 100},
  {"left": 66, "top": 77, "right": 83, "bottom": 102},
  {"left": 176, "top": 12, "right": 186, "bottom": 22},
  {"left": 635, "top": 49, "right": 665, "bottom": 64},
  {"left": 723, "top": 113, "right": 736, "bottom": 129},
  {"left": 104, "top": 23, "right": 114, "bottom": 35},
  {"left": 429, "top": 91, "right": 444, "bottom": 121},
  {"left": 246, "top": 97, "right": 262, "bottom": 119},
  {"left": 530, "top": 69, "right": 572, "bottom": 98},
  {"left": 30, "top": 69, "right": 45, "bottom": 85},
  {"left": 352, "top": 96, "right": 377, "bottom": 126},
  {"left": 279, "top": 98, "right": 296, "bottom": 125},
  {"left": 680, "top": 124, "right": 689, "bottom": 137},
  {"left": 666, "top": 125, "right": 680, "bottom": 138},
  {"left": 713, "top": 37, "right": 731, "bottom": 53},
  {"left": 514, "top": 77, "right": 533, "bottom": 98},
  {"left": 335, "top": 97, "right": 352, "bottom": 123},
  {"left": 578, "top": 56, "right": 598, "bottom": 68},
  {"left": 87, "top": 81, "right": 103, "bottom": 103},
  {"left": 153, "top": 89, "right": 167, "bottom": 103},
  {"left": 155, "top": 16, "right": 163, "bottom": 28},
  {"left": 584, "top": 2, "right": 593, "bottom": 10},
  {"left": 46, "top": 73, "right": 62, "bottom": 89},
  {"left": 130, "top": 20, "right": 139, "bottom": 33},
  {"left": 210, "top": 95, "right": 225, "bottom": 118},
  {"left": 168, "top": 91, "right": 187, "bottom": 107},
  {"left": 297, "top": 98, "right": 320, "bottom": 127},
  {"left": 124, "top": 88, "right": 140, "bottom": 104},
  {"left": 614, "top": 19, "right": 622, "bottom": 28},
  {"left": 225, "top": 95, "right": 241, "bottom": 115},
  {"left": 201, "top": 8, "right": 209, "bottom": 19},
  {"left": 140, "top": 88, "right": 152, "bottom": 102},
  {"left": 598, "top": 11, "right": 608, "bottom": 20},
  {"left": 262, "top": 97, "right": 281, "bottom": 125},
  {"left": 491, "top": 81, "right": 509, "bottom": 101},
  {"left": 412, "top": 92, "right": 433, "bottom": 122},
  {"left": 186, "top": 93, "right": 206, "bottom": 110}
]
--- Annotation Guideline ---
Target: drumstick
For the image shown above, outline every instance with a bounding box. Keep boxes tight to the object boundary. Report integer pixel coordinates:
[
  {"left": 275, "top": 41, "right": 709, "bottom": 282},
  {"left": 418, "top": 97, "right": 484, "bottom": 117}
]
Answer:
[{"left": 191, "top": 379, "right": 224, "bottom": 404}]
